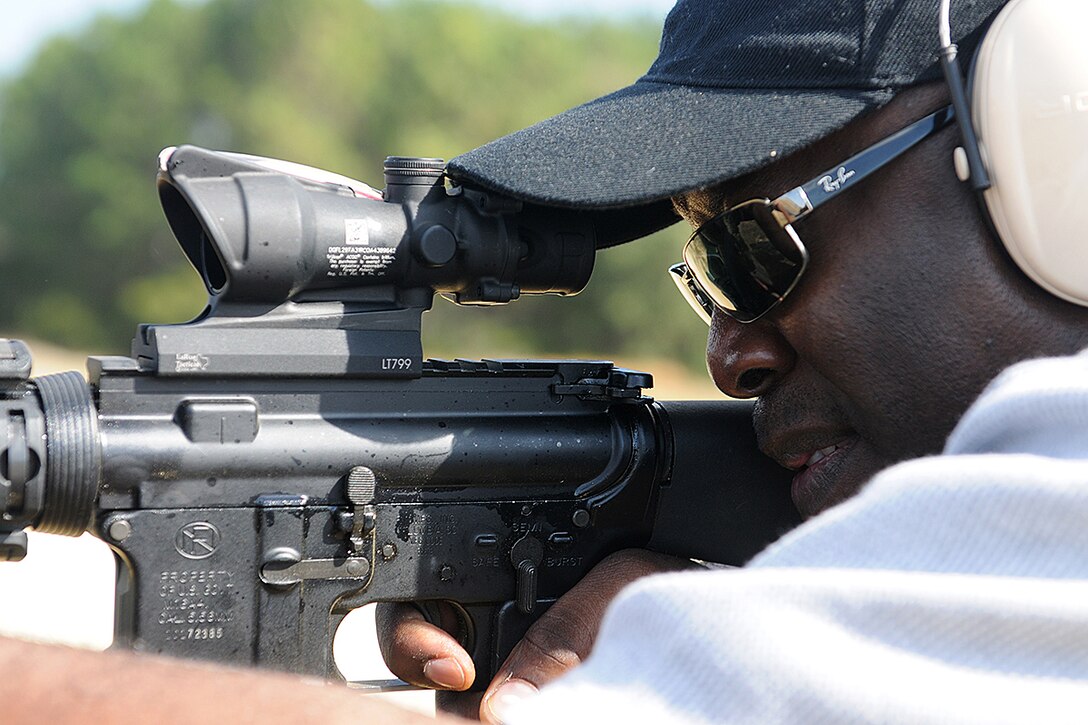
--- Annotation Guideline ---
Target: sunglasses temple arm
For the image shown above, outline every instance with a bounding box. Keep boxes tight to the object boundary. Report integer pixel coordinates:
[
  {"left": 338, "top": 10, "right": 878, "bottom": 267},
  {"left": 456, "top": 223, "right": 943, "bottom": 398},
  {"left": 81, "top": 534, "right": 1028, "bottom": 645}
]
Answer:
[
  {"left": 790, "top": 105, "right": 956, "bottom": 215},
  {"left": 668, "top": 263, "right": 714, "bottom": 326}
]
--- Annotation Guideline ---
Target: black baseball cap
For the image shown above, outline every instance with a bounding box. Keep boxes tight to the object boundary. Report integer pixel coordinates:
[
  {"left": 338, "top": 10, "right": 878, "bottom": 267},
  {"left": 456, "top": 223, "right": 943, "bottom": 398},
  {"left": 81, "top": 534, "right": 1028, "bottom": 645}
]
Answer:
[{"left": 447, "top": 0, "right": 1007, "bottom": 246}]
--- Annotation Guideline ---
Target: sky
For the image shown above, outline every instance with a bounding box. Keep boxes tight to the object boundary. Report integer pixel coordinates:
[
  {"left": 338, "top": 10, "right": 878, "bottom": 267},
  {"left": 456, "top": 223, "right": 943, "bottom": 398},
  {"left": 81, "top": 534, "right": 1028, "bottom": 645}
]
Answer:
[{"left": 0, "top": 0, "right": 678, "bottom": 77}]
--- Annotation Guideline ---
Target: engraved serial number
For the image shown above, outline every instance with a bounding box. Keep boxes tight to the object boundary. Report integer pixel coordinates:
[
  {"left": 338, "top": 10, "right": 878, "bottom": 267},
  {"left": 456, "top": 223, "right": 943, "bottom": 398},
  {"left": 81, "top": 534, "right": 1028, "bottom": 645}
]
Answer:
[
  {"left": 164, "top": 626, "right": 225, "bottom": 642},
  {"left": 381, "top": 357, "right": 413, "bottom": 371}
]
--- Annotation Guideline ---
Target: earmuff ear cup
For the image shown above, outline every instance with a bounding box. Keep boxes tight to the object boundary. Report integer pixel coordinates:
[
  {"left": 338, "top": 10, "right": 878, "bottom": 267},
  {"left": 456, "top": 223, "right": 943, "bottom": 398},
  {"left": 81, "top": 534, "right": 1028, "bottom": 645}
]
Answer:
[{"left": 971, "top": 0, "right": 1088, "bottom": 305}]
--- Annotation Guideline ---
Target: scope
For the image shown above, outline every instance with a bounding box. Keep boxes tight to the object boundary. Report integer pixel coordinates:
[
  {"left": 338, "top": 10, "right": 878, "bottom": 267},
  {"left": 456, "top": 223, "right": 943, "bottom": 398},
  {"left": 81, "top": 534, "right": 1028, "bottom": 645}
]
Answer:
[{"left": 143, "top": 147, "right": 598, "bottom": 377}]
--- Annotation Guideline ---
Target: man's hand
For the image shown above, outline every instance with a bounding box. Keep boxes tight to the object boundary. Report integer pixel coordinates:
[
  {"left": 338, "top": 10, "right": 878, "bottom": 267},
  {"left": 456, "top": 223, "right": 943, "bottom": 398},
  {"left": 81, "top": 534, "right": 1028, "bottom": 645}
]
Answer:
[{"left": 376, "top": 548, "right": 694, "bottom": 722}]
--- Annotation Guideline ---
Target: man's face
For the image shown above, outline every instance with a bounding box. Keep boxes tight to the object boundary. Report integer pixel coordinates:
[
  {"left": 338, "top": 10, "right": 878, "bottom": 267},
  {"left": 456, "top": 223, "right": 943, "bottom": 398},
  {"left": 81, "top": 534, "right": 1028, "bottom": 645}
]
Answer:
[{"left": 681, "top": 85, "right": 1055, "bottom": 518}]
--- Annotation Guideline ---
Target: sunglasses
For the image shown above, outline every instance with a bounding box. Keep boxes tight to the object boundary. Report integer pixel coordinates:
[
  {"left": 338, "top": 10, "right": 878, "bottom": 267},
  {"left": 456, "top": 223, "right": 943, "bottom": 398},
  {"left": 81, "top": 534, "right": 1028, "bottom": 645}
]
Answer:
[{"left": 670, "top": 105, "right": 955, "bottom": 325}]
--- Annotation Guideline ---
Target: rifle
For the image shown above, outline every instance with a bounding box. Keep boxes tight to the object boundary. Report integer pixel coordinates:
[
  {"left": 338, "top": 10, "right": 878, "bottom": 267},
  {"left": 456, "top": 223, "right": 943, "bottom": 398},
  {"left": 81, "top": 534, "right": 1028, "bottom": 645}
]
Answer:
[{"left": 0, "top": 147, "right": 798, "bottom": 690}]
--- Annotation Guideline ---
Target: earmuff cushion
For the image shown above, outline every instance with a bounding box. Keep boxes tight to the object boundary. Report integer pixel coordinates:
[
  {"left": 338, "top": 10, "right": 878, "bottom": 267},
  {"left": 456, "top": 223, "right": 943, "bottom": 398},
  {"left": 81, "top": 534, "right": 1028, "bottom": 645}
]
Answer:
[{"left": 972, "top": 0, "right": 1088, "bottom": 305}]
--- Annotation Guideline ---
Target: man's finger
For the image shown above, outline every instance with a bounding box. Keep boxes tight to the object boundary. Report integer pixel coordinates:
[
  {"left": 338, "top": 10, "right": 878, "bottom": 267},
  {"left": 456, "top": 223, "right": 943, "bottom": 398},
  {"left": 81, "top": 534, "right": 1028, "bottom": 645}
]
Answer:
[
  {"left": 479, "top": 606, "right": 594, "bottom": 723},
  {"left": 478, "top": 549, "right": 693, "bottom": 723},
  {"left": 374, "top": 602, "right": 476, "bottom": 691}
]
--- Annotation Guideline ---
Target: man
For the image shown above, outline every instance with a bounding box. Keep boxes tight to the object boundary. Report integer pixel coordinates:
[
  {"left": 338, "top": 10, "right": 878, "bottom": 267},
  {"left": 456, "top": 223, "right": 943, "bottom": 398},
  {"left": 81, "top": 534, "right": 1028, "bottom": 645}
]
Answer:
[
  {"left": 6, "top": 0, "right": 1088, "bottom": 722},
  {"left": 376, "top": 0, "right": 1088, "bottom": 721}
]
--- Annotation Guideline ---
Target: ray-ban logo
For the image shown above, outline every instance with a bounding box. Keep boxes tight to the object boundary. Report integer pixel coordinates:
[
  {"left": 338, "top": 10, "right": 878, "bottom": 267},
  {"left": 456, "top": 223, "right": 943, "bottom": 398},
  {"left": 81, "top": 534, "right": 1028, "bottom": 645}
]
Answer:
[{"left": 819, "top": 167, "right": 856, "bottom": 193}]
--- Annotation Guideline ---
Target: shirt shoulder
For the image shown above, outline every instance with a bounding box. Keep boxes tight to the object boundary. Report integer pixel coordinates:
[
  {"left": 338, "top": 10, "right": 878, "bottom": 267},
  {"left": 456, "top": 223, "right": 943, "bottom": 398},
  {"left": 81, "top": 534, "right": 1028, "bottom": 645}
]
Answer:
[{"left": 946, "top": 349, "right": 1088, "bottom": 458}]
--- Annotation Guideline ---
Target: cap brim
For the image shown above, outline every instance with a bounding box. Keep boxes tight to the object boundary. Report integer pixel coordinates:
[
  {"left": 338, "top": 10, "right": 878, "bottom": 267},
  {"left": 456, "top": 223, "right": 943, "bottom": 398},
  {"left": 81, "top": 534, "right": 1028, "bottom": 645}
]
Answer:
[{"left": 448, "top": 80, "right": 893, "bottom": 245}]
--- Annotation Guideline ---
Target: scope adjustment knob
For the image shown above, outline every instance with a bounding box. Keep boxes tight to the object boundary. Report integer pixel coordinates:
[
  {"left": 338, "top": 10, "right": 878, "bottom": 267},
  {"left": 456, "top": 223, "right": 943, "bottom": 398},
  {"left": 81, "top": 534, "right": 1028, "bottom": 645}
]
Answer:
[
  {"left": 384, "top": 156, "right": 445, "bottom": 185},
  {"left": 416, "top": 225, "right": 458, "bottom": 267}
]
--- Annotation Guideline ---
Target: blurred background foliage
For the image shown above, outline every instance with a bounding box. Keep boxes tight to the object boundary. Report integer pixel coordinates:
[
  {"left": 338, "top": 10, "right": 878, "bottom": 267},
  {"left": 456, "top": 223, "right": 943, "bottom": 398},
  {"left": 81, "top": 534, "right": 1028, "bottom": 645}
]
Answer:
[{"left": 0, "top": 0, "right": 710, "bottom": 375}]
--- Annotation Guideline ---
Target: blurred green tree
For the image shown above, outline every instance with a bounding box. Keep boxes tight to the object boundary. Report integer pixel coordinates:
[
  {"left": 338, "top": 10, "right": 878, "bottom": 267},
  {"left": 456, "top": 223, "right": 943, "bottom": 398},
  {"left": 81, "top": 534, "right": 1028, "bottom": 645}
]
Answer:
[{"left": 0, "top": 0, "right": 708, "bottom": 372}]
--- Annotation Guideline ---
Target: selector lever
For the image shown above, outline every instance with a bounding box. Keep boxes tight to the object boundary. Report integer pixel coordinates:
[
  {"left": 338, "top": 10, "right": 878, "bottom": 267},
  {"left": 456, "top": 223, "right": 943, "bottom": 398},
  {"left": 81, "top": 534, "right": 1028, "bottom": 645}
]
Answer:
[{"left": 509, "top": 534, "right": 544, "bottom": 614}]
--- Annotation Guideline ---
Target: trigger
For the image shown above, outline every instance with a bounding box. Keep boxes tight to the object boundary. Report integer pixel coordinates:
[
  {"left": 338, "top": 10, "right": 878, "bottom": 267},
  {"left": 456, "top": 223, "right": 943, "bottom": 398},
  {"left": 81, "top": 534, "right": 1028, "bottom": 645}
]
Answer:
[{"left": 414, "top": 601, "right": 475, "bottom": 651}]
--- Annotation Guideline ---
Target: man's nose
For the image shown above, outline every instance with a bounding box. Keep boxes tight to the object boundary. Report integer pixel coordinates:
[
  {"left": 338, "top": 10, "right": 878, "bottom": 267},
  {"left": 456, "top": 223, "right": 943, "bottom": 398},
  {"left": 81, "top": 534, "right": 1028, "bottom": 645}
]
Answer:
[{"left": 706, "top": 313, "right": 795, "bottom": 398}]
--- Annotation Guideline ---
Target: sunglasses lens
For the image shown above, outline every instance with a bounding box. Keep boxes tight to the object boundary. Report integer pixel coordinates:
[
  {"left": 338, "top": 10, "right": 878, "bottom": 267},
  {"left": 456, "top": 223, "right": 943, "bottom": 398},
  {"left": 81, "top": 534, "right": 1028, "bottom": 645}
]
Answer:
[{"left": 683, "top": 201, "right": 807, "bottom": 322}]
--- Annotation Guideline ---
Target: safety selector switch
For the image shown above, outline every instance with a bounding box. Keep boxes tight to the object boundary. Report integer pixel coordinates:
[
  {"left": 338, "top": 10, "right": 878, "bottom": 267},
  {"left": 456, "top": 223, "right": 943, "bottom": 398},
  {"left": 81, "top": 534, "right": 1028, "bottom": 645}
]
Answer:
[{"left": 509, "top": 534, "right": 544, "bottom": 614}]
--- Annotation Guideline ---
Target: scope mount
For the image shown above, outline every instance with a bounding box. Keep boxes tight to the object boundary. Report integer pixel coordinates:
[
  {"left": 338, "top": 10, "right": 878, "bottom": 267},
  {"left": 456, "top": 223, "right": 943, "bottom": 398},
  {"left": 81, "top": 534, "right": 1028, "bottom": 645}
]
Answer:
[{"left": 132, "top": 293, "right": 433, "bottom": 379}]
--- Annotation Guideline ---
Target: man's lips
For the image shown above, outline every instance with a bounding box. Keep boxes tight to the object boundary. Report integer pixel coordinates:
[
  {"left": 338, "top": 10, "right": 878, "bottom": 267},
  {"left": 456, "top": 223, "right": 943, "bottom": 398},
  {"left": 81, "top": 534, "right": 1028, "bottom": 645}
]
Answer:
[
  {"left": 788, "top": 437, "right": 859, "bottom": 517},
  {"left": 758, "top": 427, "right": 860, "bottom": 517},
  {"left": 752, "top": 391, "right": 867, "bottom": 517},
  {"left": 765, "top": 432, "right": 855, "bottom": 472}
]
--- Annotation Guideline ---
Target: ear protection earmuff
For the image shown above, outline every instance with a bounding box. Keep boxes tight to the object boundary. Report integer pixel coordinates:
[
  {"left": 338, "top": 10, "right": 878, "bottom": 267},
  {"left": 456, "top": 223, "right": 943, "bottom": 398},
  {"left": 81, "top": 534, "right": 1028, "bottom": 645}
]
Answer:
[{"left": 940, "top": 0, "right": 1088, "bottom": 306}]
